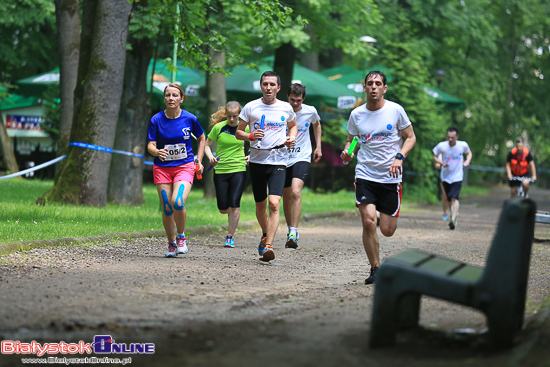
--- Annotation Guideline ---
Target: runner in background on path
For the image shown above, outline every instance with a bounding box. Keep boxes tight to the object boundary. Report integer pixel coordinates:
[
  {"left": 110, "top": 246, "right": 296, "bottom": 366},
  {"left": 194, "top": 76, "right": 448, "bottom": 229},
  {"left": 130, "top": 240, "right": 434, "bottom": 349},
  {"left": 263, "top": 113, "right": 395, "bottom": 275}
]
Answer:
[{"left": 283, "top": 83, "right": 322, "bottom": 249}]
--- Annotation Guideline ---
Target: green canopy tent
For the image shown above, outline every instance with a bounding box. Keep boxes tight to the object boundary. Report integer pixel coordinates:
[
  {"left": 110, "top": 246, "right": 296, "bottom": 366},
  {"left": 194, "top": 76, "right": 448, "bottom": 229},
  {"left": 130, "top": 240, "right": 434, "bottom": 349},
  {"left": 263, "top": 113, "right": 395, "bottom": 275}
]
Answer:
[
  {"left": 15, "top": 59, "right": 205, "bottom": 111},
  {"left": 186, "top": 61, "right": 359, "bottom": 111},
  {"left": 423, "top": 85, "right": 466, "bottom": 110},
  {"left": 145, "top": 59, "right": 204, "bottom": 111},
  {"left": 319, "top": 64, "right": 465, "bottom": 110},
  {"left": 16, "top": 68, "right": 61, "bottom": 97}
]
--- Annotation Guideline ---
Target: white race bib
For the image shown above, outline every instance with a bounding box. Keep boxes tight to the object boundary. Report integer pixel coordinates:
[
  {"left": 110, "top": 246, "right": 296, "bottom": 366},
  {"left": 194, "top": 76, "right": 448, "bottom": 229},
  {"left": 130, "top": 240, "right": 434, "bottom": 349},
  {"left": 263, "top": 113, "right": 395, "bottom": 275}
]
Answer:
[{"left": 164, "top": 143, "right": 187, "bottom": 161}]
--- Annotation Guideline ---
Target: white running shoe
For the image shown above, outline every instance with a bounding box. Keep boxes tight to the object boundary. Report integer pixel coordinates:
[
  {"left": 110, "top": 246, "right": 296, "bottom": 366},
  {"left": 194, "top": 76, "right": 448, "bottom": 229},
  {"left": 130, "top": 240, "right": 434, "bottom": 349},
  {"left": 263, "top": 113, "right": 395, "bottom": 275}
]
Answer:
[
  {"left": 165, "top": 242, "right": 177, "bottom": 257},
  {"left": 177, "top": 235, "right": 188, "bottom": 254}
]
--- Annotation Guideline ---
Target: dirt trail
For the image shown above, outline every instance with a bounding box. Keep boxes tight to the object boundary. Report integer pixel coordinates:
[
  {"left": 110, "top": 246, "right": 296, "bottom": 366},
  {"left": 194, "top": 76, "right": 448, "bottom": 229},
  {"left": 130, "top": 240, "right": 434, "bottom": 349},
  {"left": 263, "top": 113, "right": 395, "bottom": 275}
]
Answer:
[{"left": 1, "top": 186, "right": 549, "bottom": 367}]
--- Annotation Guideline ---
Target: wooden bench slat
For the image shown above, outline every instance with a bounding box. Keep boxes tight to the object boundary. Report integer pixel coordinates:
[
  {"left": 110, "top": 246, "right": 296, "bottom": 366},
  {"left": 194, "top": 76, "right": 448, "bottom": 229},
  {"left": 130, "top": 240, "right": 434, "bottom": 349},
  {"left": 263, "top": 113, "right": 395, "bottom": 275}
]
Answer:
[
  {"left": 420, "top": 257, "right": 464, "bottom": 274},
  {"left": 390, "top": 249, "right": 432, "bottom": 265},
  {"left": 451, "top": 265, "right": 484, "bottom": 282}
]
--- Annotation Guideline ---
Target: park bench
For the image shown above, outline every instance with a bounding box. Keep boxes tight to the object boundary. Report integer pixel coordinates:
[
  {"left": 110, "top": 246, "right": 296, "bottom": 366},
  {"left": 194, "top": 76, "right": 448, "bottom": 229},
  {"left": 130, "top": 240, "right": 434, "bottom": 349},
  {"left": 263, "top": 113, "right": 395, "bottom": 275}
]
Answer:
[
  {"left": 369, "top": 198, "right": 536, "bottom": 349},
  {"left": 535, "top": 210, "right": 550, "bottom": 224}
]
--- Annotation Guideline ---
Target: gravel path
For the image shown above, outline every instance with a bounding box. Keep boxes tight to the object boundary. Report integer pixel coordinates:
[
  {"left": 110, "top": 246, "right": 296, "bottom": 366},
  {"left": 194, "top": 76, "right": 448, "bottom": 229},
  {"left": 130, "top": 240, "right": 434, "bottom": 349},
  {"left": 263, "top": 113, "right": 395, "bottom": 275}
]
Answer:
[{"left": 1, "top": 186, "right": 549, "bottom": 367}]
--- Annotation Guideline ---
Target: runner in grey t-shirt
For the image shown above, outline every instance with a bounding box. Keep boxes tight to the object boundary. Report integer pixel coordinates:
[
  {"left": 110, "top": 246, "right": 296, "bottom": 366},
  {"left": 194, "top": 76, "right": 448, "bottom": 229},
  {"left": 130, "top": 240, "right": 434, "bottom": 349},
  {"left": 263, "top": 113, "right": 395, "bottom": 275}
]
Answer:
[
  {"left": 282, "top": 83, "right": 322, "bottom": 249},
  {"left": 432, "top": 126, "right": 472, "bottom": 230},
  {"left": 341, "top": 71, "right": 416, "bottom": 285},
  {"left": 236, "top": 71, "right": 297, "bottom": 263}
]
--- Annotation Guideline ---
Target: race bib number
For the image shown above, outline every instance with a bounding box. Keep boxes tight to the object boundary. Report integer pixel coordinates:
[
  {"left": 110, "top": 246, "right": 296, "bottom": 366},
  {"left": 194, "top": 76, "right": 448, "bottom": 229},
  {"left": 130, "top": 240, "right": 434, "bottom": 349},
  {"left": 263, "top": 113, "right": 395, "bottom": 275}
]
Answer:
[
  {"left": 164, "top": 143, "right": 187, "bottom": 161},
  {"left": 288, "top": 146, "right": 301, "bottom": 154}
]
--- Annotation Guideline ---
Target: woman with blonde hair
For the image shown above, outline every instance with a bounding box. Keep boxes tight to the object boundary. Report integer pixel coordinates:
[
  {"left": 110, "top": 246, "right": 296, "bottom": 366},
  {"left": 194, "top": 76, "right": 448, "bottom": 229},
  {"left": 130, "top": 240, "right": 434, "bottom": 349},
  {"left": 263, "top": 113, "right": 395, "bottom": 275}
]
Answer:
[
  {"left": 205, "top": 101, "right": 249, "bottom": 248},
  {"left": 147, "top": 83, "right": 205, "bottom": 257}
]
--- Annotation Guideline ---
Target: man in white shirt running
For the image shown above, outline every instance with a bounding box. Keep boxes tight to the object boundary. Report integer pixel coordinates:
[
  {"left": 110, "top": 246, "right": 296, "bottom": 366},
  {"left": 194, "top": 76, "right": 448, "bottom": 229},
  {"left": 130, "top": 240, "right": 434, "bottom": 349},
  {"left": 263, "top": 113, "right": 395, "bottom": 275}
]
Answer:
[
  {"left": 433, "top": 126, "right": 472, "bottom": 230},
  {"left": 236, "top": 71, "right": 297, "bottom": 262},
  {"left": 283, "top": 83, "right": 322, "bottom": 249},
  {"left": 341, "top": 71, "right": 416, "bottom": 285}
]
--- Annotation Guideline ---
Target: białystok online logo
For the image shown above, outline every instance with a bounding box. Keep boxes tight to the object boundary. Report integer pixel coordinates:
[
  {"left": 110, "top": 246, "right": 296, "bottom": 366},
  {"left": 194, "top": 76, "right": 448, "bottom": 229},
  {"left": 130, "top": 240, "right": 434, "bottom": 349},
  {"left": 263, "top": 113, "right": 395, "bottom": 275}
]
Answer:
[{"left": 1, "top": 335, "right": 155, "bottom": 356}]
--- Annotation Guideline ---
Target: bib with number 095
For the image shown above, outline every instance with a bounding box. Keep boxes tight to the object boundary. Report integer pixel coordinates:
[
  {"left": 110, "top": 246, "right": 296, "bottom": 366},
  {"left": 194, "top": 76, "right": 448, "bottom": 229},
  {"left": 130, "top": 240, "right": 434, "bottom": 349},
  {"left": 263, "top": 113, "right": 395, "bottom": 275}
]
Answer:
[{"left": 164, "top": 143, "right": 187, "bottom": 161}]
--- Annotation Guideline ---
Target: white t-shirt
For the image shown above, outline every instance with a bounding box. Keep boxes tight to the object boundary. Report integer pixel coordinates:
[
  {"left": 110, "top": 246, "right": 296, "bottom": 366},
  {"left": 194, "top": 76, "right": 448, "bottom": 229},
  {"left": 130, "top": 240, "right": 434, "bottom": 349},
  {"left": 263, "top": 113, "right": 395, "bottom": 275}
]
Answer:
[
  {"left": 347, "top": 100, "right": 412, "bottom": 183},
  {"left": 239, "top": 98, "right": 296, "bottom": 166},
  {"left": 433, "top": 140, "right": 471, "bottom": 183},
  {"left": 287, "top": 104, "right": 320, "bottom": 166}
]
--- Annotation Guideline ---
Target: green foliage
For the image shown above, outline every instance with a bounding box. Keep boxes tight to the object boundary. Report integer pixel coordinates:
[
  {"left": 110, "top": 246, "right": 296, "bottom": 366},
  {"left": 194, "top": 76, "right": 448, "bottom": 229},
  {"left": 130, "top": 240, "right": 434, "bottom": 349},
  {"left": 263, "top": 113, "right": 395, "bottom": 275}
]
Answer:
[
  {"left": 138, "top": 0, "right": 299, "bottom": 74},
  {"left": 368, "top": 2, "right": 447, "bottom": 191},
  {"left": 0, "top": 0, "right": 58, "bottom": 84}
]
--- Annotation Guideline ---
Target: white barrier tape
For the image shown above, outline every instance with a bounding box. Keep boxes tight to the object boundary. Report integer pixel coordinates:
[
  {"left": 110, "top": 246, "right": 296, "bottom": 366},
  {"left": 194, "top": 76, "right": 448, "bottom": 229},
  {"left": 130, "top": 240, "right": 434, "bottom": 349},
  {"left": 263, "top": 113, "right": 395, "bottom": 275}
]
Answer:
[
  {"left": 0, "top": 155, "right": 67, "bottom": 182},
  {"left": 469, "top": 165, "right": 506, "bottom": 173}
]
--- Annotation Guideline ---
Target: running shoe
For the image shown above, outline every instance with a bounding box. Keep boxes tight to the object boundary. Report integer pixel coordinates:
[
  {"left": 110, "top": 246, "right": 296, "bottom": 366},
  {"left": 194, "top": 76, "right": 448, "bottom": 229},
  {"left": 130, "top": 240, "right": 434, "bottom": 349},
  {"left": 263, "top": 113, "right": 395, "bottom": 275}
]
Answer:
[
  {"left": 442, "top": 214, "right": 449, "bottom": 221},
  {"left": 165, "top": 242, "right": 177, "bottom": 257},
  {"left": 176, "top": 235, "right": 188, "bottom": 254},
  {"left": 365, "top": 266, "right": 379, "bottom": 285},
  {"left": 285, "top": 233, "right": 298, "bottom": 249},
  {"left": 224, "top": 235, "right": 235, "bottom": 248},
  {"left": 449, "top": 220, "right": 456, "bottom": 230},
  {"left": 259, "top": 244, "right": 275, "bottom": 262},
  {"left": 257, "top": 234, "right": 267, "bottom": 255}
]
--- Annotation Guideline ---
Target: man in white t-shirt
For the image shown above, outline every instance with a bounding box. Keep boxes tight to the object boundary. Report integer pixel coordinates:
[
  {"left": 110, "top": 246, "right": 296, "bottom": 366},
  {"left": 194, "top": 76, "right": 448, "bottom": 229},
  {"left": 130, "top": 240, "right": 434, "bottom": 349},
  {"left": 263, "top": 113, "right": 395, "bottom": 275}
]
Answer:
[
  {"left": 236, "top": 71, "right": 297, "bottom": 262},
  {"left": 433, "top": 126, "right": 472, "bottom": 230},
  {"left": 282, "top": 83, "right": 322, "bottom": 249},
  {"left": 341, "top": 71, "right": 416, "bottom": 285}
]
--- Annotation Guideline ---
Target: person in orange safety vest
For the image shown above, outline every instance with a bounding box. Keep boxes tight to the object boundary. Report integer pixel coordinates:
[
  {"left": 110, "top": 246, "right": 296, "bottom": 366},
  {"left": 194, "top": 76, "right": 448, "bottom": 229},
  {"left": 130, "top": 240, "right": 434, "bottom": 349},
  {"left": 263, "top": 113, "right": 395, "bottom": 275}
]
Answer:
[{"left": 506, "top": 137, "right": 536, "bottom": 198}]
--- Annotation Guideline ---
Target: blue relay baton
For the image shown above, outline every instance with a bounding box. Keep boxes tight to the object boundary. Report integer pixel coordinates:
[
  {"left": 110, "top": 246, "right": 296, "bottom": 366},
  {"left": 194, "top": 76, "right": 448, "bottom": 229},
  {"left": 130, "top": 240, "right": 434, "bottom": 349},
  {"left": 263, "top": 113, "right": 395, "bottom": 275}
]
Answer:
[
  {"left": 256, "top": 115, "right": 265, "bottom": 148},
  {"left": 205, "top": 157, "right": 219, "bottom": 172}
]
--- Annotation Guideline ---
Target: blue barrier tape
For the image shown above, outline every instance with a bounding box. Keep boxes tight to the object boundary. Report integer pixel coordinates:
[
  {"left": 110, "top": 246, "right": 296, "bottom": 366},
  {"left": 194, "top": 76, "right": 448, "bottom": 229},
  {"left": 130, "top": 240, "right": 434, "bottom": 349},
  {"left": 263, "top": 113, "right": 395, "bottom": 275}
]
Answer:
[
  {"left": 112, "top": 149, "right": 145, "bottom": 159},
  {"left": 69, "top": 141, "right": 112, "bottom": 153},
  {"left": 0, "top": 143, "right": 155, "bottom": 181},
  {"left": 0, "top": 155, "right": 67, "bottom": 182},
  {"left": 70, "top": 141, "right": 153, "bottom": 163}
]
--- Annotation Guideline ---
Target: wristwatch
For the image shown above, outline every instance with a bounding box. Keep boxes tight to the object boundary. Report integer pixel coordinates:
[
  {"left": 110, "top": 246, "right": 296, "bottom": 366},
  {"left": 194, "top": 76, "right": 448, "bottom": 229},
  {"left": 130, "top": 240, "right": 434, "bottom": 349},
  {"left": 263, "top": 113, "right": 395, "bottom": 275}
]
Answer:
[{"left": 395, "top": 153, "right": 405, "bottom": 161}]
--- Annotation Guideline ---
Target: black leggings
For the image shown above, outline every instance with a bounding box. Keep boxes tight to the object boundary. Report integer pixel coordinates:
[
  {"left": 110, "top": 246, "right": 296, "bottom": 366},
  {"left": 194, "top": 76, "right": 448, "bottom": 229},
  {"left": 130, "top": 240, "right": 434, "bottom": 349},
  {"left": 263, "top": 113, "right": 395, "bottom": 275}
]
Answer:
[{"left": 213, "top": 171, "right": 247, "bottom": 211}]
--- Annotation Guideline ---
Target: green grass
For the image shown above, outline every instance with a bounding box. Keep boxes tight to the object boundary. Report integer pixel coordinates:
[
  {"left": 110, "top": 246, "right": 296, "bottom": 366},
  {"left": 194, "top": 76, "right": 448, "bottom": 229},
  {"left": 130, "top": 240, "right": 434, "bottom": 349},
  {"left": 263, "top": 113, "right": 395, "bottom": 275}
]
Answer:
[{"left": 0, "top": 179, "right": 356, "bottom": 243}]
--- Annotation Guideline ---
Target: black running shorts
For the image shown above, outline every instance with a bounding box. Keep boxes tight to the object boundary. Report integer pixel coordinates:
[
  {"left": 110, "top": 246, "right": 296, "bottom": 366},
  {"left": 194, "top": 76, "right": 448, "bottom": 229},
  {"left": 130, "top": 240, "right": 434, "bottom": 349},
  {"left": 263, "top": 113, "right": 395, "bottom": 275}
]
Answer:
[
  {"left": 249, "top": 163, "right": 286, "bottom": 202},
  {"left": 442, "top": 181, "right": 463, "bottom": 200},
  {"left": 284, "top": 161, "right": 310, "bottom": 188},
  {"left": 354, "top": 178, "right": 402, "bottom": 217}
]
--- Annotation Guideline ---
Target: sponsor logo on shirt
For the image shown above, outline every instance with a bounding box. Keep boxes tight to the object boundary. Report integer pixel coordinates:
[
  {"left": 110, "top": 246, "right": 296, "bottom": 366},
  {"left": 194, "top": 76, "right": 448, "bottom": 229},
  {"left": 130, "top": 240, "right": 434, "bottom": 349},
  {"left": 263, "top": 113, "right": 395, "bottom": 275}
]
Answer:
[
  {"left": 182, "top": 127, "right": 192, "bottom": 140},
  {"left": 360, "top": 132, "right": 392, "bottom": 143}
]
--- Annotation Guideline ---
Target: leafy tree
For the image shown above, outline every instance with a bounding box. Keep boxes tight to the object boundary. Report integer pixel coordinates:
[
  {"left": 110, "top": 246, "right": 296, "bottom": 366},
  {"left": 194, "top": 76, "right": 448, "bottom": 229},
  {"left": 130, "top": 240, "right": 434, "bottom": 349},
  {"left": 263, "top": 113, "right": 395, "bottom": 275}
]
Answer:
[{"left": 0, "top": 0, "right": 58, "bottom": 84}]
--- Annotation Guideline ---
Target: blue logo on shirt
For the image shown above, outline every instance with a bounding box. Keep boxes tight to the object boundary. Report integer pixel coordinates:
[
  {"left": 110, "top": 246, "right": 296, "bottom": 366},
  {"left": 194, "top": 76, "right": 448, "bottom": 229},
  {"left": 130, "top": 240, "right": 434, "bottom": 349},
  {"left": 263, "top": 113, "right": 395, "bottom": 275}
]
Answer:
[
  {"left": 305, "top": 123, "right": 309, "bottom": 128},
  {"left": 386, "top": 124, "right": 392, "bottom": 130},
  {"left": 281, "top": 116, "right": 286, "bottom": 121}
]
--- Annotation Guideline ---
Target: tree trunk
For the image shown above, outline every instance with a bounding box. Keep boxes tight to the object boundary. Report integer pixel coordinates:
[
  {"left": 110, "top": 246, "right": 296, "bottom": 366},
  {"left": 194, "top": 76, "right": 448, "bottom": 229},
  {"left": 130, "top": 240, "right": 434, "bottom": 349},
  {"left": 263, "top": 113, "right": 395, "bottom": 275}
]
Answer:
[
  {"left": 53, "top": 0, "right": 80, "bottom": 180},
  {"left": 319, "top": 47, "right": 343, "bottom": 69},
  {"left": 46, "top": 0, "right": 132, "bottom": 206},
  {"left": 108, "top": 35, "right": 152, "bottom": 205},
  {"left": 273, "top": 43, "right": 296, "bottom": 102},
  {"left": 300, "top": 24, "right": 319, "bottom": 72},
  {"left": 0, "top": 110, "right": 19, "bottom": 175},
  {"left": 203, "top": 48, "right": 226, "bottom": 198}
]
